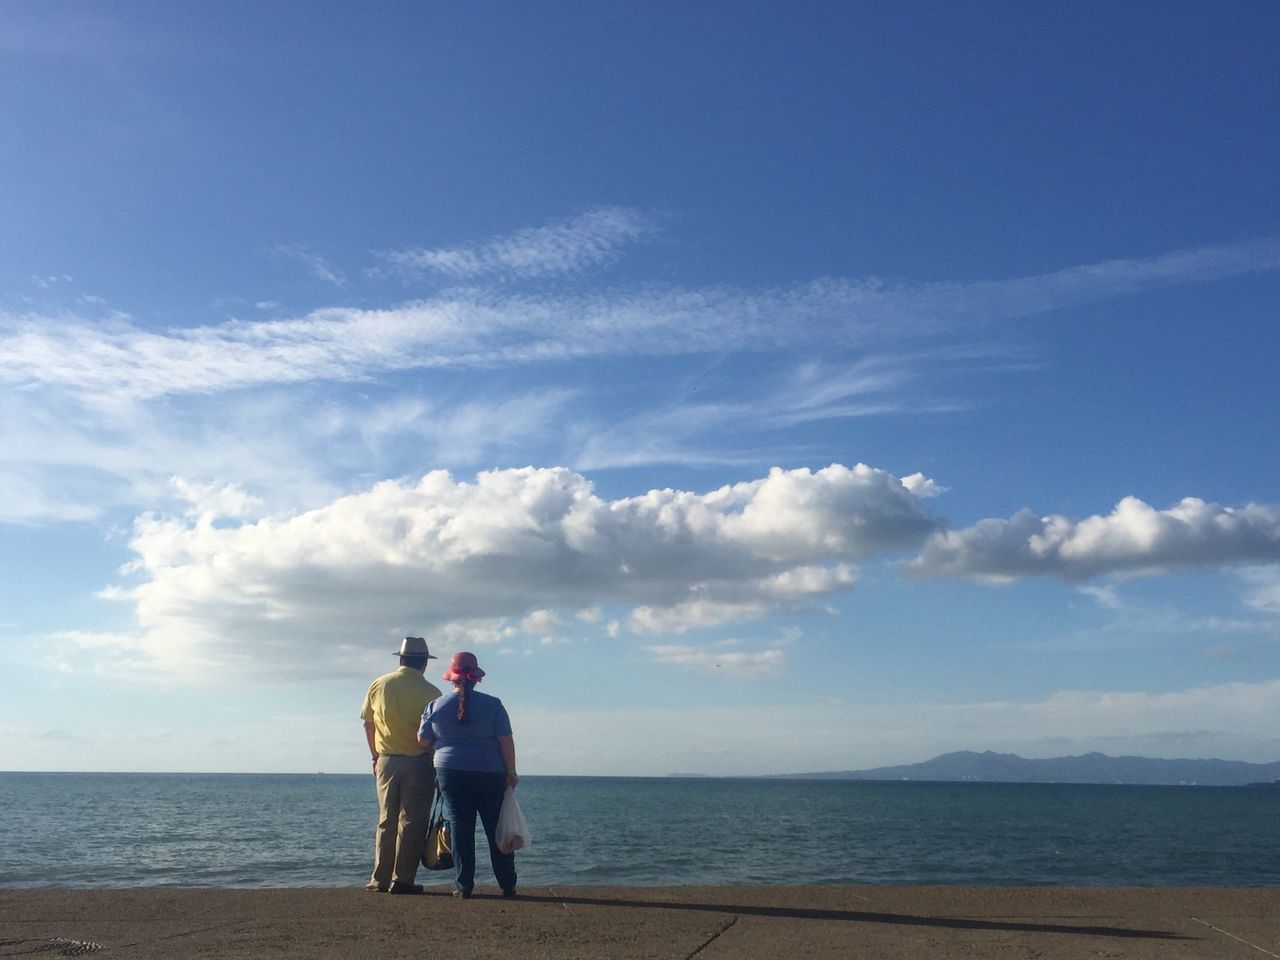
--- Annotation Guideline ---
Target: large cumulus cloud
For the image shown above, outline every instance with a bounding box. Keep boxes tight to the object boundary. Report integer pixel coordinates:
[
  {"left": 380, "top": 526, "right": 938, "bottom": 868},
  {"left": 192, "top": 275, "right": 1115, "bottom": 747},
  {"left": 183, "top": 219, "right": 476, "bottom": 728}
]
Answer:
[
  {"left": 93, "top": 463, "right": 939, "bottom": 675},
  {"left": 910, "top": 496, "right": 1280, "bottom": 582}
]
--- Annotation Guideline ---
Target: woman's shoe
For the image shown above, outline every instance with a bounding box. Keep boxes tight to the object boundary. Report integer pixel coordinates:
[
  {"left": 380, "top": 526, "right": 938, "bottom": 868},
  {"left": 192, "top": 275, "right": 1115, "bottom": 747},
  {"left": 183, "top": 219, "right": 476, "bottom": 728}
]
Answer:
[{"left": 451, "top": 888, "right": 472, "bottom": 899}]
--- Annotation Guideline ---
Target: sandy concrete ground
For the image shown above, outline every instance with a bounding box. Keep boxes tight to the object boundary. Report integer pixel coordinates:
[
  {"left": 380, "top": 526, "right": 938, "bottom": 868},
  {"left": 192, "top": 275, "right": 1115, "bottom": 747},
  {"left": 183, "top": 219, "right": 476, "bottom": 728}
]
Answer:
[{"left": 2, "top": 885, "right": 1278, "bottom": 959}]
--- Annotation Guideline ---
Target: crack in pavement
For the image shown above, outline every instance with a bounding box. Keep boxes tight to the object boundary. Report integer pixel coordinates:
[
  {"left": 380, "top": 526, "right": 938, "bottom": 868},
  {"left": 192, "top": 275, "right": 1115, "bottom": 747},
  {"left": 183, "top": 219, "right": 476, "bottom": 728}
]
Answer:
[
  {"left": 686, "top": 916, "right": 739, "bottom": 959},
  {"left": 1192, "top": 918, "right": 1280, "bottom": 959}
]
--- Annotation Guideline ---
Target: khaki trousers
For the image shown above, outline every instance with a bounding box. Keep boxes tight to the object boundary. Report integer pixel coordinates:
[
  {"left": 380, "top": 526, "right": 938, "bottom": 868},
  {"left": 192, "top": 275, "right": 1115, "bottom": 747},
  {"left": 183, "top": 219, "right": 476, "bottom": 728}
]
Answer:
[{"left": 371, "top": 753, "right": 435, "bottom": 887}]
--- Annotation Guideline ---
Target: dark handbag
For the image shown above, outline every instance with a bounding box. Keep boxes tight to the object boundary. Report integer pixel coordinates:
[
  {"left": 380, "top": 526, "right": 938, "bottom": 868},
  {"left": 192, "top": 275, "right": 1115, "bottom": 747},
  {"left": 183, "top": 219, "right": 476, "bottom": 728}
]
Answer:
[{"left": 422, "top": 787, "right": 453, "bottom": 871}]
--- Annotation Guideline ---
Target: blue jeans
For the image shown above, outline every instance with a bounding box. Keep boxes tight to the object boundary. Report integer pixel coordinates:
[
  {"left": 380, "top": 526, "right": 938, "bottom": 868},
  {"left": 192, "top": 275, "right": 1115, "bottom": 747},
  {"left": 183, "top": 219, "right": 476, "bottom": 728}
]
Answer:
[{"left": 435, "top": 768, "right": 516, "bottom": 894}]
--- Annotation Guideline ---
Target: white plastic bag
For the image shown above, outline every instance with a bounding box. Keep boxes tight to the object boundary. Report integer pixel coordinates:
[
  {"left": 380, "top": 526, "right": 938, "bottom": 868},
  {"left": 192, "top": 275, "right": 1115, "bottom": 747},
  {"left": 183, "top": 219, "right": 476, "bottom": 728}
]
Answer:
[{"left": 495, "top": 787, "right": 532, "bottom": 853}]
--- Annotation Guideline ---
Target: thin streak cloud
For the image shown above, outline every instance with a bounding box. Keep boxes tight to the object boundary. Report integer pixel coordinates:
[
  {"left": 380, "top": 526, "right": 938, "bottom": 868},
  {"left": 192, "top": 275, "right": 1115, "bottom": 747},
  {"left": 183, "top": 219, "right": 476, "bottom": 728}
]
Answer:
[
  {"left": 273, "top": 244, "right": 346, "bottom": 286},
  {"left": 3, "top": 235, "right": 1278, "bottom": 402},
  {"left": 381, "top": 207, "right": 659, "bottom": 280}
]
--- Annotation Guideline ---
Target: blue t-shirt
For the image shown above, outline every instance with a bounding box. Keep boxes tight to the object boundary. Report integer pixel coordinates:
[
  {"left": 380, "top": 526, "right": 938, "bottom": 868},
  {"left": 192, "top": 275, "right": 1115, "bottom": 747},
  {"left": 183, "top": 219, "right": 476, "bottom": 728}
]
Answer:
[{"left": 419, "top": 689, "right": 512, "bottom": 774}]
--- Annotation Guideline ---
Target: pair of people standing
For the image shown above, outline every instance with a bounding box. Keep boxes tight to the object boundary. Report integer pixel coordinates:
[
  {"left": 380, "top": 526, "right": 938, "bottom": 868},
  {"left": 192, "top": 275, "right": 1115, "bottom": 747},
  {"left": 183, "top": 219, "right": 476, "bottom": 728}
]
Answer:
[{"left": 360, "top": 637, "right": 519, "bottom": 898}]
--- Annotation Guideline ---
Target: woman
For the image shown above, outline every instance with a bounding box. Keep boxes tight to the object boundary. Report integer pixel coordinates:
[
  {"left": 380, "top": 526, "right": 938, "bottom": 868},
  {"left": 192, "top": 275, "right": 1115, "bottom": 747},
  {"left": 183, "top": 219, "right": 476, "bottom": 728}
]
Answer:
[{"left": 417, "top": 651, "right": 519, "bottom": 898}]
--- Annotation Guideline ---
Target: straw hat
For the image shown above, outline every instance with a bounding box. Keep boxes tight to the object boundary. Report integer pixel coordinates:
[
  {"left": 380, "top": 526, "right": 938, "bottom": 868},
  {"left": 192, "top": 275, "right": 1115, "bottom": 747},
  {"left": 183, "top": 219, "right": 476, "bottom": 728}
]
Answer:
[{"left": 394, "top": 636, "right": 438, "bottom": 658}]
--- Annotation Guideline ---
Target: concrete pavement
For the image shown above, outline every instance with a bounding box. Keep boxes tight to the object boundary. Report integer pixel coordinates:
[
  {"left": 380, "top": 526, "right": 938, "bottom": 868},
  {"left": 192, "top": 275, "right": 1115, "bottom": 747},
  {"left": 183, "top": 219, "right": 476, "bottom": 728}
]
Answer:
[{"left": 2, "top": 885, "right": 1278, "bottom": 959}]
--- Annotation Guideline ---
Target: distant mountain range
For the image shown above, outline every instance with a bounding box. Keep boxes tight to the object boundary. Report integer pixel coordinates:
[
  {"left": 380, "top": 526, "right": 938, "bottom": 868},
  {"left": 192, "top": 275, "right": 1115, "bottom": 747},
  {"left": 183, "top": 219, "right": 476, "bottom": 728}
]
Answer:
[{"left": 780, "top": 751, "right": 1280, "bottom": 786}]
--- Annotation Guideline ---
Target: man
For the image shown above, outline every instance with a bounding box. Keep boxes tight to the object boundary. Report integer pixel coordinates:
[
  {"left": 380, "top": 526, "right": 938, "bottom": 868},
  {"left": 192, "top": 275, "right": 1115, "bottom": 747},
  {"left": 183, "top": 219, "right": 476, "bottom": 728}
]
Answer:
[{"left": 360, "top": 636, "right": 443, "bottom": 894}]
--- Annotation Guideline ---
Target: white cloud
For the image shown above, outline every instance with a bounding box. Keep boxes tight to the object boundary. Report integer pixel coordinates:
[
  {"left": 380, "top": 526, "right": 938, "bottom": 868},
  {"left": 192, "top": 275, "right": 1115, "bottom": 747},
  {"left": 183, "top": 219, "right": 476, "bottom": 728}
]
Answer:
[
  {"left": 626, "top": 565, "right": 854, "bottom": 633},
  {"left": 431, "top": 619, "right": 519, "bottom": 648},
  {"left": 0, "top": 386, "right": 352, "bottom": 525},
  {"left": 0, "top": 377, "right": 580, "bottom": 525},
  {"left": 754, "top": 355, "right": 981, "bottom": 430},
  {"left": 569, "top": 357, "right": 963, "bottom": 472},
  {"left": 1077, "top": 584, "right": 1124, "bottom": 609},
  {"left": 0, "top": 232, "right": 1269, "bottom": 523},
  {"left": 900, "top": 473, "right": 948, "bottom": 499},
  {"left": 520, "top": 609, "right": 562, "bottom": 633},
  {"left": 643, "top": 643, "right": 785, "bottom": 680},
  {"left": 1241, "top": 568, "right": 1280, "bottom": 616},
  {"left": 170, "top": 477, "right": 264, "bottom": 522},
  {"left": 0, "top": 468, "right": 103, "bottom": 524},
  {"left": 400, "top": 391, "right": 576, "bottom": 464},
  {"left": 311, "top": 389, "right": 577, "bottom": 468},
  {"left": 273, "top": 244, "right": 346, "bottom": 286},
  {"left": 629, "top": 599, "right": 771, "bottom": 634},
  {"left": 6, "top": 236, "right": 1278, "bottom": 404},
  {"left": 911, "top": 496, "right": 1280, "bottom": 581},
  {"left": 30, "top": 274, "right": 73, "bottom": 289},
  {"left": 382, "top": 207, "right": 658, "bottom": 280},
  {"left": 73, "top": 463, "right": 937, "bottom": 677}
]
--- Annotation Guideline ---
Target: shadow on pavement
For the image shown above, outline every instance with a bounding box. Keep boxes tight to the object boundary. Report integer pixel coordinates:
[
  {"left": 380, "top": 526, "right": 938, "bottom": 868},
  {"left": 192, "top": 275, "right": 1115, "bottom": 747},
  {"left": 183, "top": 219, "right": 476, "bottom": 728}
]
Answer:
[{"left": 501, "top": 893, "right": 1192, "bottom": 941}]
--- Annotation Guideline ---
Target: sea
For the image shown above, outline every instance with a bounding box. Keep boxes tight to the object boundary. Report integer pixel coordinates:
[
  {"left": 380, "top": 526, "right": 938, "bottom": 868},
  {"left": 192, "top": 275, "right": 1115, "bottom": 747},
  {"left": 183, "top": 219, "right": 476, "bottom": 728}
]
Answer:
[{"left": 0, "top": 773, "right": 1276, "bottom": 889}]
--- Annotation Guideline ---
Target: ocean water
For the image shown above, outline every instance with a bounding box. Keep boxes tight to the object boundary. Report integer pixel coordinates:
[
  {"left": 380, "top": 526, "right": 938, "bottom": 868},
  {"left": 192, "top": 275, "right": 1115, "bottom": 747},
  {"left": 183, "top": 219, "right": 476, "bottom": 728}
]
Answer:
[{"left": 0, "top": 773, "right": 1275, "bottom": 888}]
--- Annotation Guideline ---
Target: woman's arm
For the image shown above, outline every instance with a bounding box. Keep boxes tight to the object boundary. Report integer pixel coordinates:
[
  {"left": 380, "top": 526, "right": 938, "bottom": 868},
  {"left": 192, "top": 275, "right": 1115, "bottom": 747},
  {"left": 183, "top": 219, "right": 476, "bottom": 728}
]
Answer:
[
  {"left": 498, "top": 734, "right": 518, "bottom": 788},
  {"left": 417, "top": 704, "right": 436, "bottom": 750}
]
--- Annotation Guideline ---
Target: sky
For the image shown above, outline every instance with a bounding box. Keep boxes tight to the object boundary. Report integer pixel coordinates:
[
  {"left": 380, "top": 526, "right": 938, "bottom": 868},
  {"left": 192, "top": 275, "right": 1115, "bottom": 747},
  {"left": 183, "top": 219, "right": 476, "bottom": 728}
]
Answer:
[{"left": 2, "top": 1, "right": 1279, "bottom": 777}]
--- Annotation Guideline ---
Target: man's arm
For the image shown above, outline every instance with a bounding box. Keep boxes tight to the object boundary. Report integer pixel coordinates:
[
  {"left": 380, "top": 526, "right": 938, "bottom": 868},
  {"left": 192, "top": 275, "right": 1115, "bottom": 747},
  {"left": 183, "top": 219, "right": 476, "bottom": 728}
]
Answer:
[{"left": 363, "top": 721, "right": 378, "bottom": 772}]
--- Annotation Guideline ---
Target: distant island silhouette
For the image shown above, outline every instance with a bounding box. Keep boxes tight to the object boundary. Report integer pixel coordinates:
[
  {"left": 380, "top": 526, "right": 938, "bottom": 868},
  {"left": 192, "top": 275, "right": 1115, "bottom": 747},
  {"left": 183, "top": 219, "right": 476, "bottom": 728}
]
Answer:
[{"left": 775, "top": 750, "right": 1280, "bottom": 786}]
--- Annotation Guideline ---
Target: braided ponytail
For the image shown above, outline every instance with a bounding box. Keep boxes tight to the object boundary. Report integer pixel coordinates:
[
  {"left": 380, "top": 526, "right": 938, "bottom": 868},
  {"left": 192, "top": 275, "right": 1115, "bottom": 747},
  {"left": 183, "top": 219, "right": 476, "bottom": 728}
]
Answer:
[{"left": 456, "top": 679, "right": 475, "bottom": 723}]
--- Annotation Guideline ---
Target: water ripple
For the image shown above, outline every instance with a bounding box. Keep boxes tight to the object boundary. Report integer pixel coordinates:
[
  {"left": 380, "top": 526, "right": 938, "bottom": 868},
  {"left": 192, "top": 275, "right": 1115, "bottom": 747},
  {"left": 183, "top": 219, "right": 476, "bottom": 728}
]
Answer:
[{"left": 0, "top": 773, "right": 1276, "bottom": 888}]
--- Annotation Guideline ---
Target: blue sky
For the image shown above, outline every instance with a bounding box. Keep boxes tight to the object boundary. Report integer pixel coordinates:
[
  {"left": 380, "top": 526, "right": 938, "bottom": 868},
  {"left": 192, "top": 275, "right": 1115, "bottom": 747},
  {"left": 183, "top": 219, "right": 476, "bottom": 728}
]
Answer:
[{"left": 2, "top": 1, "right": 1279, "bottom": 775}]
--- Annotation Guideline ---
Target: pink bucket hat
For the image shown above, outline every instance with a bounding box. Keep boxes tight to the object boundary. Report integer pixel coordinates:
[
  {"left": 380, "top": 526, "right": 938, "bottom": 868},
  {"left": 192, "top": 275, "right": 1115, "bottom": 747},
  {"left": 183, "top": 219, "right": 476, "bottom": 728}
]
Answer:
[{"left": 442, "top": 651, "right": 486, "bottom": 683}]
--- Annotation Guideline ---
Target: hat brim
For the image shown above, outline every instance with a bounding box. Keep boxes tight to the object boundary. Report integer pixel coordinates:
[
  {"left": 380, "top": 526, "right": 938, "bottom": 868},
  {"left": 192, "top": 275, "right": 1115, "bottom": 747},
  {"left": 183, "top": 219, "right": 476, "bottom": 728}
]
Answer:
[
  {"left": 442, "top": 668, "right": 485, "bottom": 682},
  {"left": 393, "top": 650, "right": 439, "bottom": 658}
]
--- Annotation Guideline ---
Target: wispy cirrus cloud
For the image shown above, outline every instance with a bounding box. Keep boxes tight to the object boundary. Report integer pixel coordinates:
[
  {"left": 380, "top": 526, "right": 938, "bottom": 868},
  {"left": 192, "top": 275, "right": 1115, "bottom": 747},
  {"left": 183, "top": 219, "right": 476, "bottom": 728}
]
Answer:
[
  {"left": 381, "top": 206, "right": 659, "bottom": 281},
  {"left": 643, "top": 643, "right": 785, "bottom": 680},
  {"left": 0, "top": 468, "right": 103, "bottom": 524},
  {"left": 273, "top": 243, "right": 346, "bottom": 286},
  {"left": 1240, "top": 567, "right": 1280, "bottom": 617},
  {"left": 6, "top": 227, "right": 1280, "bottom": 526},
  {"left": 0, "top": 381, "right": 578, "bottom": 524},
  {"left": 569, "top": 355, "right": 979, "bottom": 471},
  {"left": 911, "top": 496, "right": 1280, "bottom": 582},
  {"left": 30, "top": 274, "right": 73, "bottom": 289},
  {"left": 5, "top": 234, "right": 1277, "bottom": 405},
  {"left": 317, "top": 388, "right": 577, "bottom": 466}
]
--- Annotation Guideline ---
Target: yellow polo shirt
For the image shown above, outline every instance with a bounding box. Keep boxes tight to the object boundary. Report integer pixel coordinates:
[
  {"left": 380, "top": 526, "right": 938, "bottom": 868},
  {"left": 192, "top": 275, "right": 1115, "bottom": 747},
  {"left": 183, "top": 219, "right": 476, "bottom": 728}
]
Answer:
[{"left": 360, "top": 667, "right": 442, "bottom": 757}]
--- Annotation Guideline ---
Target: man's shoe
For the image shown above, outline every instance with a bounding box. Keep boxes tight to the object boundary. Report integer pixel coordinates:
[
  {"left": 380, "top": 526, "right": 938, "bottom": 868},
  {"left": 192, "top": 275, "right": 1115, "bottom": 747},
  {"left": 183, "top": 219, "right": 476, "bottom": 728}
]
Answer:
[
  {"left": 365, "top": 882, "right": 388, "bottom": 892},
  {"left": 501, "top": 887, "right": 518, "bottom": 898},
  {"left": 389, "top": 881, "right": 423, "bottom": 895}
]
